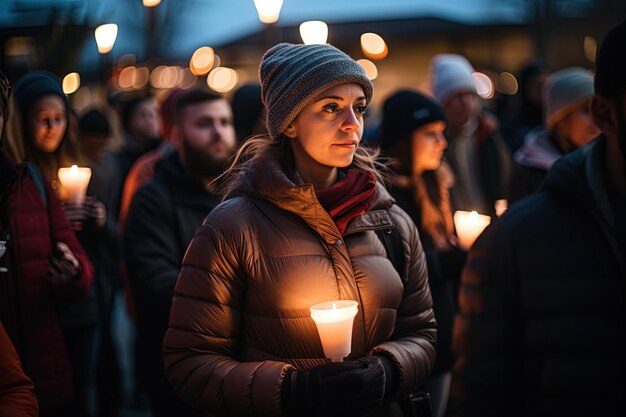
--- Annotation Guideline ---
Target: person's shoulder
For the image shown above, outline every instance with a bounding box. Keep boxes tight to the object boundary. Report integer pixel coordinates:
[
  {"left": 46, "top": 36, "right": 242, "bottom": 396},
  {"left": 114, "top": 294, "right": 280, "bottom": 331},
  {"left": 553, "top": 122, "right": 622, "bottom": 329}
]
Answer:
[
  {"left": 203, "top": 195, "right": 257, "bottom": 230},
  {"left": 486, "top": 190, "right": 565, "bottom": 242}
]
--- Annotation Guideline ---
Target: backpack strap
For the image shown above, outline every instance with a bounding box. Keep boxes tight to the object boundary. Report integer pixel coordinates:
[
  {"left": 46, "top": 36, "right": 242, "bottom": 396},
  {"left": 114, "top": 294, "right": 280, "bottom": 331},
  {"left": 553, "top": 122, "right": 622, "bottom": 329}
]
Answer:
[
  {"left": 375, "top": 214, "right": 405, "bottom": 282},
  {"left": 25, "top": 162, "right": 48, "bottom": 209}
]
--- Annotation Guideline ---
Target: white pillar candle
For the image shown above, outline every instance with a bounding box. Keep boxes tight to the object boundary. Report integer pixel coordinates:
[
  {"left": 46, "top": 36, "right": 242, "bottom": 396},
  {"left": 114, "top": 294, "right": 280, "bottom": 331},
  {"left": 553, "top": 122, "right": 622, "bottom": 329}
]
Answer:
[
  {"left": 310, "top": 300, "right": 358, "bottom": 362},
  {"left": 58, "top": 165, "right": 92, "bottom": 205},
  {"left": 453, "top": 210, "right": 491, "bottom": 250}
]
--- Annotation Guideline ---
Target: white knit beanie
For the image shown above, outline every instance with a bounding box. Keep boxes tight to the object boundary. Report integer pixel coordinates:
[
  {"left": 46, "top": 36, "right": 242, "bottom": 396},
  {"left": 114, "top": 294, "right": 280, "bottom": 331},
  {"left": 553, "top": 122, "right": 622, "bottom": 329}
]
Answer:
[
  {"left": 543, "top": 67, "right": 594, "bottom": 129},
  {"left": 430, "top": 54, "right": 477, "bottom": 106}
]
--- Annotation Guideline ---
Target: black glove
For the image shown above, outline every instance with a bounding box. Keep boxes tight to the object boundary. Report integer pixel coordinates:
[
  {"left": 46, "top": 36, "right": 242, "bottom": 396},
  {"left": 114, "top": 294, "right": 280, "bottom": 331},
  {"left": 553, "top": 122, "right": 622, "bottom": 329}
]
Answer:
[
  {"left": 62, "top": 196, "right": 106, "bottom": 232},
  {"left": 47, "top": 242, "right": 80, "bottom": 285},
  {"left": 282, "top": 355, "right": 393, "bottom": 417}
]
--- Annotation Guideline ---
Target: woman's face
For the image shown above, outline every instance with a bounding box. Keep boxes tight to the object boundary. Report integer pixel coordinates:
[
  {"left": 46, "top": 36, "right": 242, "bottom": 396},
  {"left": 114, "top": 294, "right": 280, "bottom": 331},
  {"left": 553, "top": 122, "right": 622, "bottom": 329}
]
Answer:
[
  {"left": 28, "top": 94, "right": 67, "bottom": 153},
  {"left": 411, "top": 121, "right": 447, "bottom": 174},
  {"left": 285, "top": 83, "right": 367, "bottom": 180}
]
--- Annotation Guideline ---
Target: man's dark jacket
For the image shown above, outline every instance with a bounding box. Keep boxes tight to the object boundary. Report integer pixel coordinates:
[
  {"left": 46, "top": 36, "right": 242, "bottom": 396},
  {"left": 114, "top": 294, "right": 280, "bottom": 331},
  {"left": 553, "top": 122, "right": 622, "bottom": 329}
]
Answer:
[
  {"left": 124, "top": 150, "right": 219, "bottom": 416},
  {"left": 449, "top": 135, "right": 626, "bottom": 417}
]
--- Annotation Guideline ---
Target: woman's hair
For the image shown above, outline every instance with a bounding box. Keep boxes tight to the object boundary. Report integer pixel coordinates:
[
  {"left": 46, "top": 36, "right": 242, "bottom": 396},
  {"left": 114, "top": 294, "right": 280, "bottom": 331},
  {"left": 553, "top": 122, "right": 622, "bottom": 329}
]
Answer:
[
  {"left": 5, "top": 94, "right": 83, "bottom": 183},
  {"left": 217, "top": 133, "right": 387, "bottom": 201}
]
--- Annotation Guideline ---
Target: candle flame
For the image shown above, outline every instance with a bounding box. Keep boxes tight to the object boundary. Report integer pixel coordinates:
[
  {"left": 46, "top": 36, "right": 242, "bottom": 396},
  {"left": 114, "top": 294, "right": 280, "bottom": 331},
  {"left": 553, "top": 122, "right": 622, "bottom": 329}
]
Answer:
[
  {"left": 70, "top": 164, "right": 79, "bottom": 175},
  {"left": 332, "top": 302, "right": 336, "bottom": 310}
]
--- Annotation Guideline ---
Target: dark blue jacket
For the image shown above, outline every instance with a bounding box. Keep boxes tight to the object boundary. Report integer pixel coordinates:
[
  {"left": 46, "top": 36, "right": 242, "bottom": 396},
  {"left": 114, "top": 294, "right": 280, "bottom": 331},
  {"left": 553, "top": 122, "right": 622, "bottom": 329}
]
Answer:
[{"left": 449, "top": 135, "right": 626, "bottom": 416}]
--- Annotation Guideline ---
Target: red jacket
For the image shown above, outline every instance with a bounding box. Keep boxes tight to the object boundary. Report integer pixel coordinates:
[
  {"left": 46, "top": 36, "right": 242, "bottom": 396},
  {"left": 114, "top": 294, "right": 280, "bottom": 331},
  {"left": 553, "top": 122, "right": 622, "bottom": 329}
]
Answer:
[
  {"left": 0, "top": 321, "right": 38, "bottom": 417},
  {"left": 0, "top": 160, "right": 93, "bottom": 410}
]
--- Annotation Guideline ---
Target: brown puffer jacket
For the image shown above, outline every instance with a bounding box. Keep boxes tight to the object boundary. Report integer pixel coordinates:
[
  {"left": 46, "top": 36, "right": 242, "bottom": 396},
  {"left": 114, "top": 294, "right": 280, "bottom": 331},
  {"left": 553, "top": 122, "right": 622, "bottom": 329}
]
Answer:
[{"left": 163, "top": 158, "right": 437, "bottom": 417}]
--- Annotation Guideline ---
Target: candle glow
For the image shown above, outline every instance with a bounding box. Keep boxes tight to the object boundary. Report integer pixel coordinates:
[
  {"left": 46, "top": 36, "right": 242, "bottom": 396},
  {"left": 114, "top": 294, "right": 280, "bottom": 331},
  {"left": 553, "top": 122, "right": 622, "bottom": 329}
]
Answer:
[
  {"left": 310, "top": 300, "right": 358, "bottom": 362},
  {"left": 58, "top": 165, "right": 92, "bottom": 205},
  {"left": 453, "top": 210, "right": 491, "bottom": 250}
]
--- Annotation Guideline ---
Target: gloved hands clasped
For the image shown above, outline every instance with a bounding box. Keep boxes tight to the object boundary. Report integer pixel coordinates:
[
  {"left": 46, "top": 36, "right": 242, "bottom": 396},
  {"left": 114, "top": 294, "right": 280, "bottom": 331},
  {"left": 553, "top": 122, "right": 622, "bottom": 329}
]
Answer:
[
  {"left": 62, "top": 196, "right": 106, "bottom": 232},
  {"left": 281, "top": 355, "right": 397, "bottom": 417},
  {"left": 47, "top": 242, "right": 79, "bottom": 285}
]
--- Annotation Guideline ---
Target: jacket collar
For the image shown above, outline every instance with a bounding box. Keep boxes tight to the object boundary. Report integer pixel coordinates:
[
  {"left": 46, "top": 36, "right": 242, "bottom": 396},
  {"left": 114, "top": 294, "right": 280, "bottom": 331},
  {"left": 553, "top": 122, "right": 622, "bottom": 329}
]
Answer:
[{"left": 246, "top": 157, "right": 396, "bottom": 244}]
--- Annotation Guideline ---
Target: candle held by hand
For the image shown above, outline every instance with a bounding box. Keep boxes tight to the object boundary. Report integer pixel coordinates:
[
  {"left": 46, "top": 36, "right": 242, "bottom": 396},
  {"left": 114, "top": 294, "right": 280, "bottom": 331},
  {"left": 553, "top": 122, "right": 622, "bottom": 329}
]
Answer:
[
  {"left": 58, "top": 165, "right": 92, "bottom": 205},
  {"left": 310, "top": 300, "right": 358, "bottom": 362}
]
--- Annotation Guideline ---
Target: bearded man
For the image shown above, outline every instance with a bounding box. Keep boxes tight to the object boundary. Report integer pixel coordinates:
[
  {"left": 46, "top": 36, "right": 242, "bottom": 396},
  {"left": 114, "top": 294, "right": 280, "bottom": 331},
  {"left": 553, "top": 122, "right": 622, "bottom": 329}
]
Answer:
[{"left": 124, "top": 88, "right": 237, "bottom": 417}]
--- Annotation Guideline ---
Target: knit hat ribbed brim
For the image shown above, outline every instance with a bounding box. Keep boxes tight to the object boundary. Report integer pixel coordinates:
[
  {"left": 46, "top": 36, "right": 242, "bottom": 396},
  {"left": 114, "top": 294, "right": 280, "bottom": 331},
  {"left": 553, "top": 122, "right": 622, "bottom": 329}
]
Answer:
[
  {"left": 543, "top": 67, "right": 594, "bottom": 129},
  {"left": 260, "top": 43, "right": 373, "bottom": 138}
]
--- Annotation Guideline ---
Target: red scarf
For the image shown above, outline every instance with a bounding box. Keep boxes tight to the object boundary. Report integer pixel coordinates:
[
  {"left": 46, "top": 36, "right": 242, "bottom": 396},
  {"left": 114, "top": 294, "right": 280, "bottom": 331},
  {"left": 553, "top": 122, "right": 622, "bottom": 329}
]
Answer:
[{"left": 316, "top": 169, "right": 377, "bottom": 235}]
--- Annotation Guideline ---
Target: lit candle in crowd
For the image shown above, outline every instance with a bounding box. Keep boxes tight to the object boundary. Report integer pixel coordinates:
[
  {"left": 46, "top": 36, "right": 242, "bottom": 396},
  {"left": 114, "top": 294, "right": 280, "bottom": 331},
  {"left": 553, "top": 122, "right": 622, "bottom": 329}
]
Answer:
[
  {"left": 58, "top": 165, "right": 92, "bottom": 205},
  {"left": 453, "top": 210, "right": 491, "bottom": 250},
  {"left": 495, "top": 199, "right": 508, "bottom": 217},
  {"left": 310, "top": 300, "right": 358, "bottom": 362}
]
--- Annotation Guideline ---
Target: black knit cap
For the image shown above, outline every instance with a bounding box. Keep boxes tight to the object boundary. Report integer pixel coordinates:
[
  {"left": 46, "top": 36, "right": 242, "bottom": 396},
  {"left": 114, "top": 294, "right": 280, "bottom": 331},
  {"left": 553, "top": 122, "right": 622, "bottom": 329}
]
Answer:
[
  {"left": 380, "top": 89, "right": 446, "bottom": 151},
  {"left": 595, "top": 19, "right": 626, "bottom": 97},
  {"left": 13, "top": 70, "right": 68, "bottom": 117},
  {"left": 260, "top": 42, "right": 373, "bottom": 138}
]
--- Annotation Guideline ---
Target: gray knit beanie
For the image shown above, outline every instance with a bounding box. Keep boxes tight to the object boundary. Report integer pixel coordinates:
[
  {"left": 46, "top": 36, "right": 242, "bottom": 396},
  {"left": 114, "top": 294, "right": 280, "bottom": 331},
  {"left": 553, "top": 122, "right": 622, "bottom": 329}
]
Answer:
[
  {"left": 543, "top": 67, "right": 594, "bottom": 129},
  {"left": 260, "top": 42, "right": 373, "bottom": 138}
]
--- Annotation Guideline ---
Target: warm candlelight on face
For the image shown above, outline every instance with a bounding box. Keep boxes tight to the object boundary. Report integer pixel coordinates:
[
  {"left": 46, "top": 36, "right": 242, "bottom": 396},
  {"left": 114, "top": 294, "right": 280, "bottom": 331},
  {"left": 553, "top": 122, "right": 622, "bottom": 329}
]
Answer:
[
  {"left": 453, "top": 210, "right": 491, "bottom": 250},
  {"left": 58, "top": 165, "right": 92, "bottom": 205},
  {"left": 310, "top": 300, "right": 358, "bottom": 362}
]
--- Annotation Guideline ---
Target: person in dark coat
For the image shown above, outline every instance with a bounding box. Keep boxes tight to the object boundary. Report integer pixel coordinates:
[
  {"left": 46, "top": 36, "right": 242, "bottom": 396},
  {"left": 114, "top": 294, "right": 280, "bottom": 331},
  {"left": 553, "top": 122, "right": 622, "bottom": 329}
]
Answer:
[
  {"left": 379, "top": 90, "right": 466, "bottom": 417},
  {"left": 123, "top": 88, "right": 237, "bottom": 417},
  {"left": 429, "top": 54, "right": 512, "bottom": 216},
  {"left": 448, "top": 19, "right": 626, "bottom": 417},
  {"left": 508, "top": 67, "right": 599, "bottom": 202}
]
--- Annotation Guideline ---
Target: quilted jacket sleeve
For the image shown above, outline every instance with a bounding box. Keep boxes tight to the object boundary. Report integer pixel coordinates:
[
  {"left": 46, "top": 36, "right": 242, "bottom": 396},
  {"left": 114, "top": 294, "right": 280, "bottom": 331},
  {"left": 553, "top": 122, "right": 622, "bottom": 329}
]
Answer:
[
  {"left": 162, "top": 202, "right": 292, "bottom": 417},
  {"left": 370, "top": 204, "right": 437, "bottom": 398}
]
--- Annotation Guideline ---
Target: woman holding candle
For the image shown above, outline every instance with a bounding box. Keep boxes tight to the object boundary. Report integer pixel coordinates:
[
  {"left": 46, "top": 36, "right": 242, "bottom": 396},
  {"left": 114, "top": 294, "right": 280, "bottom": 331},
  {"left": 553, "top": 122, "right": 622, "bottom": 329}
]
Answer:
[
  {"left": 379, "top": 90, "right": 466, "bottom": 417},
  {"left": 163, "top": 43, "right": 436, "bottom": 417},
  {"left": 0, "top": 70, "right": 94, "bottom": 415},
  {"left": 4, "top": 70, "right": 106, "bottom": 416}
]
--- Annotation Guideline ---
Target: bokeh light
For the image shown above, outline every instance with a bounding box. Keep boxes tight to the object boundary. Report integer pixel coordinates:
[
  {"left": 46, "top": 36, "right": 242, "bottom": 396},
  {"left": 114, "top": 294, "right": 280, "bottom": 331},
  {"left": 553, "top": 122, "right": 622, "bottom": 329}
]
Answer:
[
  {"left": 360, "top": 33, "right": 388, "bottom": 60},
  {"left": 357, "top": 59, "right": 378, "bottom": 80},
  {"left": 207, "top": 67, "right": 238, "bottom": 92},
  {"left": 62, "top": 72, "right": 80, "bottom": 94}
]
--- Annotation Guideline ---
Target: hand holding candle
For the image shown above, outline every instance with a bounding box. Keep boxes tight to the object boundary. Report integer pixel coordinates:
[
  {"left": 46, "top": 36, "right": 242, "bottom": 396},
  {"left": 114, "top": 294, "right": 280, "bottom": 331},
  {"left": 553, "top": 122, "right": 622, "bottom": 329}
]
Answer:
[
  {"left": 58, "top": 165, "right": 91, "bottom": 205},
  {"left": 310, "top": 300, "right": 358, "bottom": 362},
  {"left": 453, "top": 210, "right": 491, "bottom": 250}
]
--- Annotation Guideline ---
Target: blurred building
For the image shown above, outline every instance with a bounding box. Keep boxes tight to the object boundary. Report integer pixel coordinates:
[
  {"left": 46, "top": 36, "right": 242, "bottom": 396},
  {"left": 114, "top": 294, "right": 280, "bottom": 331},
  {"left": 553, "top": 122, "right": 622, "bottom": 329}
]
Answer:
[{"left": 0, "top": 0, "right": 623, "bottom": 115}]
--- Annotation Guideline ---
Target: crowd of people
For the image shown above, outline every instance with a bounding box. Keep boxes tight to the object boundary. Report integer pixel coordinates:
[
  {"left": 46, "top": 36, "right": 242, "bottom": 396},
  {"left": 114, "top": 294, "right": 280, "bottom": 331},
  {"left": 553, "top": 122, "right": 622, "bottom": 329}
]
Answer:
[{"left": 1, "top": 17, "right": 624, "bottom": 417}]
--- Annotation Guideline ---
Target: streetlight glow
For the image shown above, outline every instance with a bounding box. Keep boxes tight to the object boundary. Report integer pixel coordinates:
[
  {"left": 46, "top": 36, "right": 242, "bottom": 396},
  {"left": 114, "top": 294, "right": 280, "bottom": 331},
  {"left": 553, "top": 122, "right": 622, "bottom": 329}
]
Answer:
[
  {"left": 299, "top": 21, "right": 328, "bottom": 45},
  {"left": 94, "top": 23, "right": 118, "bottom": 54},
  {"left": 207, "top": 67, "right": 238, "bottom": 93},
  {"left": 361, "top": 33, "right": 388, "bottom": 60},
  {"left": 190, "top": 46, "right": 215, "bottom": 76},
  {"left": 253, "top": 0, "right": 283, "bottom": 24},
  {"left": 62, "top": 72, "right": 81, "bottom": 94},
  {"left": 143, "top": 0, "right": 161, "bottom": 7}
]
